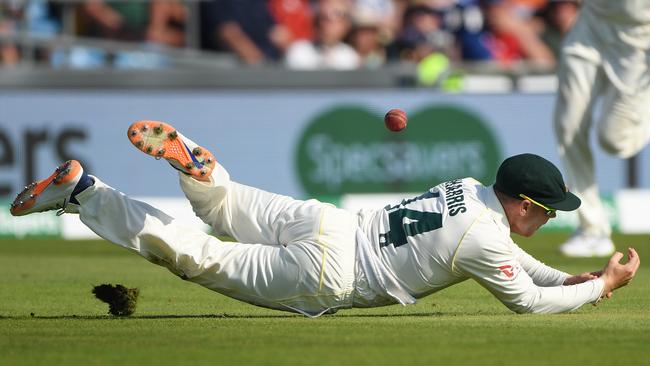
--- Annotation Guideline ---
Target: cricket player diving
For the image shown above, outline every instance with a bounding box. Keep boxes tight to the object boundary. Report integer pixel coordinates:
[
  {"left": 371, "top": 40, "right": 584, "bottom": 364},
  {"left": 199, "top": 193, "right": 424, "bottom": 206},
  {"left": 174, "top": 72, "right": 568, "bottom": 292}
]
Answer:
[{"left": 10, "top": 121, "right": 640, "bottom": 317}]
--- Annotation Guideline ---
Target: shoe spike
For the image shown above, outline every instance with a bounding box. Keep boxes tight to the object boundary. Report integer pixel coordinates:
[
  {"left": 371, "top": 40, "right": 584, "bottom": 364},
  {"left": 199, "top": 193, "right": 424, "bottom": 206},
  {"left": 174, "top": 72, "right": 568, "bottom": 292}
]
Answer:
[
  {"left": 192, "top": 147, "right": 202, "bottom": 156},
  {"left": 141, "top": 124, "right": 149, "bottom": 131},
  {"left": 154, "top": 124, "right": 163, "bottom": 135},
  {"left": 146, "top": 146, "right": 153, "bottom": 153},
  {"left": 130, "top": 130, "right": 138, "bottom": 137},
  {"left": 185, "top": 162, "right": 194, "bottom": 169},
  {"left": 168, "top": 131, "right": 178, "bottom": 139},
  {"left": 136, "top": 140, "right": 144, "bottom": 148}
]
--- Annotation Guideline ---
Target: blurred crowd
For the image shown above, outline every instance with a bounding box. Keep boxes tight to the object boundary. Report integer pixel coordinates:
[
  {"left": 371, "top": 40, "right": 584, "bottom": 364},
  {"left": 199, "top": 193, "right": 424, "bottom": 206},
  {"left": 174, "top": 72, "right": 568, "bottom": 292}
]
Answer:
[{"left": 1, "top": 0, "right": 580, "bottom": 73}]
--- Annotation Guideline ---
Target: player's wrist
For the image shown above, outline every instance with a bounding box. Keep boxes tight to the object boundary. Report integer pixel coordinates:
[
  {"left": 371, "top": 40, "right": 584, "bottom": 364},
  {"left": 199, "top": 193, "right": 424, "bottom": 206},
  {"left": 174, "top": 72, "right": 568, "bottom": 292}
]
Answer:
[{"left": 598, "top": 275, "right": 613, "bottom": 295}]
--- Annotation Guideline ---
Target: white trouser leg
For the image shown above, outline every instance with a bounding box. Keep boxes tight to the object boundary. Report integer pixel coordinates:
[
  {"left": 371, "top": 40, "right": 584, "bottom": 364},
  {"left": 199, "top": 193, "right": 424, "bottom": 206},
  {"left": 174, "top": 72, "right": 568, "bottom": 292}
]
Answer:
[
  {"left": 597, "top": 82, "right": 650, "bottom": 159},
  {"left": 178, "top": 162, "right": 318, "bottom": 246},
  {"left": 554, "top": 54, "right": 610, "bottom": 237},
  {"left": 75, "top": 176, "right": 357, "bottom": 316}
]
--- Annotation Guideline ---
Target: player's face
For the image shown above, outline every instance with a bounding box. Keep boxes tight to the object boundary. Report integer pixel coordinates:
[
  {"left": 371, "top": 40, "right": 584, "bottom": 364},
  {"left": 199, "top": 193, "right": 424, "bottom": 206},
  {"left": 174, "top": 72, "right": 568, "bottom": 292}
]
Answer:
[{"left": 512, "top": 200, "right": 555, "bottom": 237}]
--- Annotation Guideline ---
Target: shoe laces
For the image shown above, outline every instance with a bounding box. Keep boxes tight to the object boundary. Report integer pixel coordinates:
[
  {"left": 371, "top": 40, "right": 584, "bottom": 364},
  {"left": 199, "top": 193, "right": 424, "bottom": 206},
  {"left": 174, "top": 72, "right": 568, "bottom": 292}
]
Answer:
[{"left": 55, "top": 198, "right": 68, "bottom": 216}]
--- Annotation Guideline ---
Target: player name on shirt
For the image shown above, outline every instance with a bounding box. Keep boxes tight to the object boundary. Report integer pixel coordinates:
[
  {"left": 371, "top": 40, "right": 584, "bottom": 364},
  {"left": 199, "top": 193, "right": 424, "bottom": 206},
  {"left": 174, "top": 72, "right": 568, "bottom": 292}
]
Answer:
[{"left": 444, "top": 179, "right": 467, "bottom": 216}]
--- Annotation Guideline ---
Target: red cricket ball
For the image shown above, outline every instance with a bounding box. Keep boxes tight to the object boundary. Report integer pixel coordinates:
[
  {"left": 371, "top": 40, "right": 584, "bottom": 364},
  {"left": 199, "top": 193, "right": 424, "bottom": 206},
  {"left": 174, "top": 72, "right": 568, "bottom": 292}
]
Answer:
[{"left": 384, "top": 109, "right": 407, "bottom": 132}]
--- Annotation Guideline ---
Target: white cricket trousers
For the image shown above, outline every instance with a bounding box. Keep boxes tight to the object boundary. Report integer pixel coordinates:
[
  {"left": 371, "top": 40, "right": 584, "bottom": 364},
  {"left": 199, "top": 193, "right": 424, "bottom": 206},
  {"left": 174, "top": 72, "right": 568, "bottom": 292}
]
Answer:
[
  {"left": 74, "top": 163, "right": 358, "bottom": 317},
  {"left": 554, "top": 52, "right": 650, "bottom": 237}
]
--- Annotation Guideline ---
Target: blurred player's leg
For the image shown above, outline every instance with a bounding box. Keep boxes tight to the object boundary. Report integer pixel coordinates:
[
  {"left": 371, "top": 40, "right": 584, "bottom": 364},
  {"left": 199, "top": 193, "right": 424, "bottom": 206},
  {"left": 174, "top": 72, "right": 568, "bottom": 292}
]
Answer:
[
  {"left": 597, "top": 83, "right": 650, "bottom": 159},
  {"left": 554, "top": 53, "right": 614, "bottom": 257}
]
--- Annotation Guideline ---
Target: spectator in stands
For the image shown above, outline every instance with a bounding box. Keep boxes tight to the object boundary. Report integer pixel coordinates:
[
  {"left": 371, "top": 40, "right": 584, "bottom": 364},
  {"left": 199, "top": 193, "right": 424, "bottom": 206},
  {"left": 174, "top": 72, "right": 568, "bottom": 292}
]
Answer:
[
  {"left": 201, "top": 0, "right": 282, "bottom": 65},
  {"left": 81, "top": 0, "right": 185, "bottom": 46},
  {"left": 507, "top": 0, "right": 549, "bottom": 19},
  {"left": 81, "top": 1, "right": 151, "bottom": 42},
  {"left": 285, "top": 0, "right": 360, "bottom": 70},
  {"left": 389, "top": 4, "right": 455, "bottom": 63},
  {"left": 444, "top": 0, "right": 554, "bottom": 66},
  {"left": 348, "top": 7, "right": 386, "bottom": 68},
  {"left": 268, "top": 0, "right": 315, "bottom": 52},
  {"left": 538, "top": 0, "right": 580, "bottom": 59},
  {"left": 0, "top": 3, "right": 20, "bottom": 66},
  {"left": 73, "top": 0, "right": 186, "bottom": 69},
  {"left": 1, "top": 0, "right": 62, "bottom": 66},
  {"left": 387, "top": 3, "right": 457, "bottom": 86},
  {"left": 351, "top": 0, "right": 402, "bottom": 44},
  {"left": 485, "top": 0, "right": 555, "bottom": 65},
  {"left": 146, "top": 0, "right": 187, "bottom": 48}
]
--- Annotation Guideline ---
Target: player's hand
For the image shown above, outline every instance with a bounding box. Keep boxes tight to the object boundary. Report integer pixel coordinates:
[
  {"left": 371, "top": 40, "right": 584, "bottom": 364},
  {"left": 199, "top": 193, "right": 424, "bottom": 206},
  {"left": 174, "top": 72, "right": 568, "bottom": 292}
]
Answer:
[
  {"left": 600, "top": 248, "right": 640, "bottom": 295},
  {"left": 564, "top": 272, "right": 599, "bottom": 285}
]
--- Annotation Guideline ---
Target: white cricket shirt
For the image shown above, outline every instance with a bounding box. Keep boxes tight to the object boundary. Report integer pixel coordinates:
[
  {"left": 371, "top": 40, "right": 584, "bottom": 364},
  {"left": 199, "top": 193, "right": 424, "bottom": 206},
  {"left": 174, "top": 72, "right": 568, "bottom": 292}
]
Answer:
[{"left": 357, "top": 178, "right": 605, "bottom": 313}]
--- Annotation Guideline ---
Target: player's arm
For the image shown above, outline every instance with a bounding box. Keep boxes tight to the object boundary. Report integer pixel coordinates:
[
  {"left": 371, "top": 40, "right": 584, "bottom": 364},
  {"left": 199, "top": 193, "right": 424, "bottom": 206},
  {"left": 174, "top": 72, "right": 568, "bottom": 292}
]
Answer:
[
  {"left": 514, "top": 242, "right": 600, "bottom": 286},
  {"left": 513, "top": 241, "right": 639, "bottom": 301},
  {"left": 510, "top": 241, "right": 568, "bottom": 286},
  {"left": 453, "top": 231, "right": 605, "bottom": 313}
]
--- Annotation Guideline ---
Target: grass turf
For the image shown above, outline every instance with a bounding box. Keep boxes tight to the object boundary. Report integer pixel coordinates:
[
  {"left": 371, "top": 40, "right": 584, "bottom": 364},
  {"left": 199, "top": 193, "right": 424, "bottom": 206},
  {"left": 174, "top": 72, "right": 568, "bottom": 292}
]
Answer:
[{"left": 0, "top": 233, "right": 648, "bottom": 366}]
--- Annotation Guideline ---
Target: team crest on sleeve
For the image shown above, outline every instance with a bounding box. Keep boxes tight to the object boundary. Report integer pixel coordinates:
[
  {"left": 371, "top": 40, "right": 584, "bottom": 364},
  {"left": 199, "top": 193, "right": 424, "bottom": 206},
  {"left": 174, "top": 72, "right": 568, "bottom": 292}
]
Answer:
[{"left": 497, "top": 264, "right": 520, "bottom": 279}]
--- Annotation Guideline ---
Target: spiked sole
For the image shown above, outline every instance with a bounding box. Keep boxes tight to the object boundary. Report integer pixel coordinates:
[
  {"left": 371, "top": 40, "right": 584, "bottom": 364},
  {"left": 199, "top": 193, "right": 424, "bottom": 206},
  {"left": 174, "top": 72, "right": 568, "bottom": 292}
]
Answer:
[
  {"left": 127, "top": 121, "right": 215, "bottom": 181},
  {"left": 10, "top": 160, "right": 82, "bottom": 216}
]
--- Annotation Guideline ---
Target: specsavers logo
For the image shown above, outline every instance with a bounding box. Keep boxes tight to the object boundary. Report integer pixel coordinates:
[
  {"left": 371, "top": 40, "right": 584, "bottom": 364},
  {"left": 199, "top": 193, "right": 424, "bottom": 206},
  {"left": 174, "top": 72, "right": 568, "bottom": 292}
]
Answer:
[{"left": 295, "top": 105, "right": 502, "bottom": 195}]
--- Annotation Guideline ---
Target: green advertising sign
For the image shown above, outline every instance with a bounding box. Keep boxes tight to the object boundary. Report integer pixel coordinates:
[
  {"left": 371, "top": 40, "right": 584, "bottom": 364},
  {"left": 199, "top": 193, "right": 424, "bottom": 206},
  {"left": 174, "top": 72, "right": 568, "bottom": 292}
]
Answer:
[
  {"left": 0, "top": 202, "right": 61, "bottom": 238},
  {"left": 296, "top": 105, "right": 503, "bottom": 195}
]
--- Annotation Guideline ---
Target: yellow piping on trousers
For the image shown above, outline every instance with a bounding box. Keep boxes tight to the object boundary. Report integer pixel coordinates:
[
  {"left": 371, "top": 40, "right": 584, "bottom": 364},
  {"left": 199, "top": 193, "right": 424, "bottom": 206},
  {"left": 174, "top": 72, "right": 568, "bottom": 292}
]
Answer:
[{"left": 316, "top": 206, "right": 328, "bottom": 293}]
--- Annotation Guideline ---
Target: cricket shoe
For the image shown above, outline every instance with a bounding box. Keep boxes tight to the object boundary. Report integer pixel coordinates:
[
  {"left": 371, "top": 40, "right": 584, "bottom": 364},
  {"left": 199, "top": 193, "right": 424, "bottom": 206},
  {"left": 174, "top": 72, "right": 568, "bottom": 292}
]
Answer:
[
  {"left": 127, "top": 120, "right": 216, "bottom": 182},
  {"left": 559, "top": 232, "right": 616, "bottom": 258},
  {"left": 10, "top": 160, "right": 85, "bottom": 216}
]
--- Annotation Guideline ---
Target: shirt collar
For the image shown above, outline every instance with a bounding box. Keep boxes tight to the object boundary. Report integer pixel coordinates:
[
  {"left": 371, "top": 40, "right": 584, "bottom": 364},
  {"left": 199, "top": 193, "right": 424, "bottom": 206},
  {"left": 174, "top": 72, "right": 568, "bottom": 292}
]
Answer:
[{"left": 481, "top": 184, "right": 511, "bottom": 235}]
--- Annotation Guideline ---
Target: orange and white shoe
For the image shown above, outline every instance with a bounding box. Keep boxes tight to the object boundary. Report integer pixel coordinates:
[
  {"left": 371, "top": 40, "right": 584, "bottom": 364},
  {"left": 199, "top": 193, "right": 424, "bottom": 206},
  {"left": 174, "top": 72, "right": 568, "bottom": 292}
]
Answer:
[
  {"left": 127, "top": 120, "right": 216, "bottom": 182},
  {"left": 10, "top": 160, "right": 84, "bottom": 216}
]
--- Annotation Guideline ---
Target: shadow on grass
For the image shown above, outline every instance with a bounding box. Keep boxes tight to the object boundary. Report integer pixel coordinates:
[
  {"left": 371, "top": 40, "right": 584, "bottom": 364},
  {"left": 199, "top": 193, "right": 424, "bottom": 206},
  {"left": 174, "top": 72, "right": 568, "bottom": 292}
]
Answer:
[{"left": 0, "top": 311, "right": 449, "bottom": 320}]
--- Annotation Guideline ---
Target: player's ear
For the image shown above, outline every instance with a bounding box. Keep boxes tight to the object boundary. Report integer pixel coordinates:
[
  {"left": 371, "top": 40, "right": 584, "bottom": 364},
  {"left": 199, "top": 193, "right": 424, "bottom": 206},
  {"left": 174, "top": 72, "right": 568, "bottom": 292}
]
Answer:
[{"left": 519, "top": 199, "right": 532, "bottom": 217}]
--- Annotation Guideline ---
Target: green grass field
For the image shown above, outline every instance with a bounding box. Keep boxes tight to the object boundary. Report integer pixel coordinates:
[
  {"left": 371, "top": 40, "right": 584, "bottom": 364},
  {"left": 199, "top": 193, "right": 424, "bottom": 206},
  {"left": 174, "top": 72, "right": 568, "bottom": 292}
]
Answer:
[{"left": 1, "top": 233, "right": 648, "bottom": 366}]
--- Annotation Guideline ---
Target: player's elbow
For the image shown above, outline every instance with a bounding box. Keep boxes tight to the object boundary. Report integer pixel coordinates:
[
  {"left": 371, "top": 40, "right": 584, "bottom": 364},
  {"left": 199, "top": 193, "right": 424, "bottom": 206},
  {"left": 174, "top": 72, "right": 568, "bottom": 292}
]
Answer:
[
  {"left": 502, "top": 294, "right": 554, "bottom": 314},
  {"left": 504, "top": 302, "right": 533, "bottom": 314},
  {"left": 505, "top": 297, "right": 576, "bottom": 314}
]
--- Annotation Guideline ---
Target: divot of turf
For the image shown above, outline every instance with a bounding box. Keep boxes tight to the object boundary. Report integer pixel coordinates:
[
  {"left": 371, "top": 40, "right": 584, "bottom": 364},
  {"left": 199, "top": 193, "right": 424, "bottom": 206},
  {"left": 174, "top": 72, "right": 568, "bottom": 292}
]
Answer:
[{"left": 92, "top": 284, "right": 139, "bottom": 316}]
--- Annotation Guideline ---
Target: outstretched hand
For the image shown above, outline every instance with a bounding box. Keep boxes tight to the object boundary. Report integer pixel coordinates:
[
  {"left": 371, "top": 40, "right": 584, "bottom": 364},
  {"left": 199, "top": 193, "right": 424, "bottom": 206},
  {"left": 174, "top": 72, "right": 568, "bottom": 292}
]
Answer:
[{"left": 600, "top": 248, "right": 640, "bottom": 297}]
